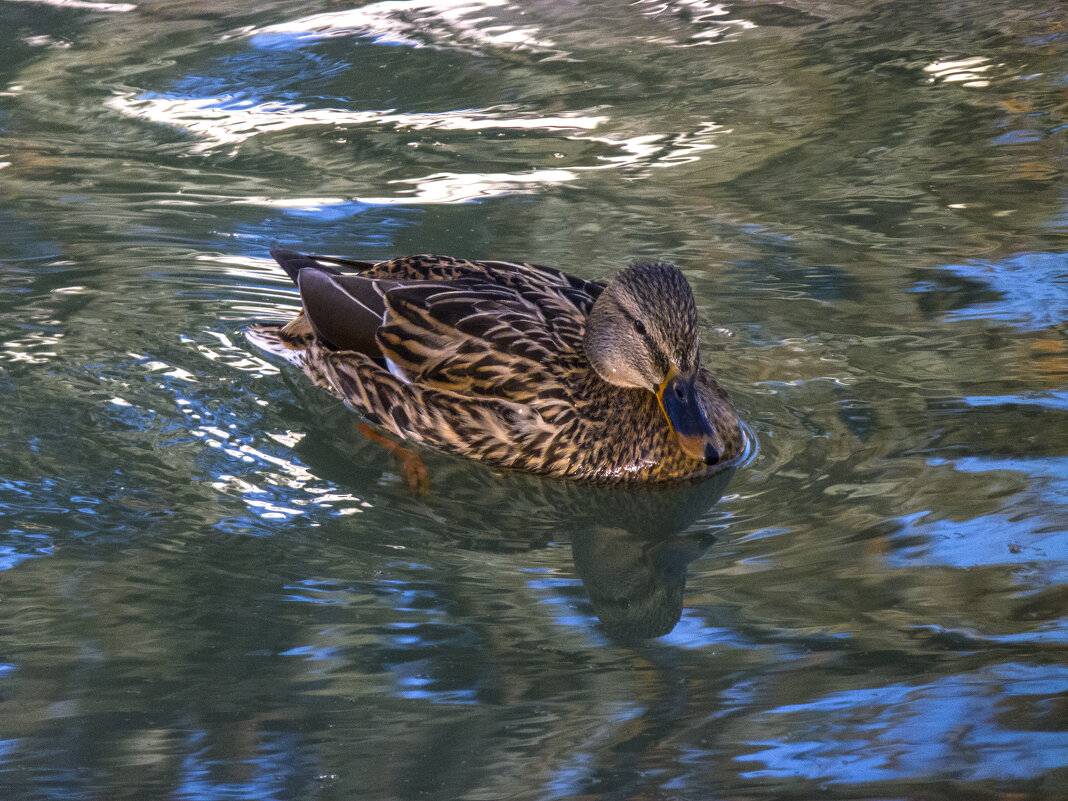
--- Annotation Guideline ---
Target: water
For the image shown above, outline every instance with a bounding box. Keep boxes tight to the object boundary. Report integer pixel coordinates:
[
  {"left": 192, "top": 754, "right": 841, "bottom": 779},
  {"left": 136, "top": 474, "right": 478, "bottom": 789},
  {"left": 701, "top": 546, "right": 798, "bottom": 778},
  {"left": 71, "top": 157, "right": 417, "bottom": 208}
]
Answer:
[{"left": 1, "top": 1, "right": 1066, "bottom": 799}]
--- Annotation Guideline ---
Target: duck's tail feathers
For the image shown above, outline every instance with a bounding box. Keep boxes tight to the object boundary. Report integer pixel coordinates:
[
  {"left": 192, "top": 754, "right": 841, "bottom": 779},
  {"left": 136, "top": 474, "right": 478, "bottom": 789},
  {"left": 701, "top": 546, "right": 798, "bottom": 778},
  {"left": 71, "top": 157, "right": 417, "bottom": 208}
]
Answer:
[
  {"left": 270, "top": 249, "right": 380, "bottom": 283},
  {"left": 270, "top": 249, "right": 342, "bottom": 284}
]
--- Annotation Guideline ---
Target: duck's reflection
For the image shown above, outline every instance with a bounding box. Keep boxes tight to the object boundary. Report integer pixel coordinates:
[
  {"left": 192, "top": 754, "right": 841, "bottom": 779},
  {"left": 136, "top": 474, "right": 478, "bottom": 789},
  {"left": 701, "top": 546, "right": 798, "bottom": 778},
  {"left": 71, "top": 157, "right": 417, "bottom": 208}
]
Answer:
[
  {"left": 568, "top": 476, "right": 734, "bottom": 645},
  {"left": 569, "top": 470, "right": 732, "bottom": 641},
  {"left": 280, "top": 374, "right": 736, "bottom": 641}
]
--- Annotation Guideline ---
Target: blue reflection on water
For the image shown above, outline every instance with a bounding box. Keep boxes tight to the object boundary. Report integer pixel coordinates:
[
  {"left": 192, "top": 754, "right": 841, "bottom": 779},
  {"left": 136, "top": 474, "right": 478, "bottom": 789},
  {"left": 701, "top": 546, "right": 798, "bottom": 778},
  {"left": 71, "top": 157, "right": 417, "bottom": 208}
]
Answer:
[
  {"left": 908, "top": 621, "right": 1068, "bottom": 645},
  {"left": 275, "top": 201, "right": 389, "bottom": 221},
  {"left": 0, "top": 508, "right": 54, "bottom": 571},
  {"left": 545, "top": 753, "right": 596, "bottom": 801},
  {"left": 280, "top": 644, "right": 342, "bottom": 664},
  {"left": 925, "top": 251, "right": 1068, "bottom": 330},
  {"left": 961, "top": 391, "right": 1068, "bottom": 412},
  {"left": 169, "top": 46, "right": 344, "bottom": 100},
  {"left": 881, "top": 454, "right": 1068, "bottom": 580},
  {"left": 991, "top": 129, "right": 1045, "bottom": 146},
  {"left": 527, "top": 572, "right": 603, "bottom": 641},
  {"left": 176, "top": 730, "right": 308, "bottom": 801},
  {"left": 660, "top": 611, "right": 768, "bottom": 651},
  {"left": 235, "top": 200, "right": 418, "bottom": 252},
  {"left": 0, "top": 544, "right": 49, "bottom": 572},
  {"left": 738, "top": 663, "right": 1068, "bottom": 783},
  {"left": 282, "top": 579, "right": 360, "bottom": 606},
  {"left": 930, "top": 454, "right": 1068, "bottom": 505},
  {"left": 250, "top": 30, "right": 415, "bottom": 50},
  {"left": 887, "top": 510, "right": 1066, "bottom": 581}
]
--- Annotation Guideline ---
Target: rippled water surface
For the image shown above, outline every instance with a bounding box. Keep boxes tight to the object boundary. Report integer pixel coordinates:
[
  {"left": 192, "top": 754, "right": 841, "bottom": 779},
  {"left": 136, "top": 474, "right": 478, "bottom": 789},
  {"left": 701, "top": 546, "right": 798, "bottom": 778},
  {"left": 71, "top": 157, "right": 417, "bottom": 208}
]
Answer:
[{"left": 2, "top": 1, "right": 1067, "bottom": 799}]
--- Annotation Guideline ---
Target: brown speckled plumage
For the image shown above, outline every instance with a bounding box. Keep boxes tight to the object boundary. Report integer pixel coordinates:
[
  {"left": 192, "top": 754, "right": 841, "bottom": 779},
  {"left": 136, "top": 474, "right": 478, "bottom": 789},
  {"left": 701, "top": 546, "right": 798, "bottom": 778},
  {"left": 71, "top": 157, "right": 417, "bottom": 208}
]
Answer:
[{"left": 247, "top": 250, "right": 744, "bottom": 484}]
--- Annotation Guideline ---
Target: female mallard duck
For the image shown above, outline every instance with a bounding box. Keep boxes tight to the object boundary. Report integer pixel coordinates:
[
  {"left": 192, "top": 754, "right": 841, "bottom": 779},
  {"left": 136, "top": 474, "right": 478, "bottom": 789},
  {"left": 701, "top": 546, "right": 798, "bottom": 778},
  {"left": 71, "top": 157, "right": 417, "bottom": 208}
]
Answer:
[{"left": 248, "top": 249, "right": 744, "bottom": 484}]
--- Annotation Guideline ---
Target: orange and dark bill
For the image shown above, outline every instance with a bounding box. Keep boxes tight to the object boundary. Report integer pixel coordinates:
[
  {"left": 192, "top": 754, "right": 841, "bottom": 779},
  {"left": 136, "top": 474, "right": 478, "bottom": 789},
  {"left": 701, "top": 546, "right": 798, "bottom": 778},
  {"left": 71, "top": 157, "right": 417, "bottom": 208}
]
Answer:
[{"left": 656, "top": 367, "right": 720, "bottom": 465}]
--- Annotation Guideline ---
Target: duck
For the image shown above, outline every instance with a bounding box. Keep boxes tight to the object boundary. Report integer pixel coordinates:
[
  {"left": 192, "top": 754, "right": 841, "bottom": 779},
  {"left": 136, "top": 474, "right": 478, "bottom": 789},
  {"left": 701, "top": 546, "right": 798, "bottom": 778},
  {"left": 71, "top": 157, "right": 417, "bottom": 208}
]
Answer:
[{"left": 247, "top": 249, "right": 745, "bottom": 484}]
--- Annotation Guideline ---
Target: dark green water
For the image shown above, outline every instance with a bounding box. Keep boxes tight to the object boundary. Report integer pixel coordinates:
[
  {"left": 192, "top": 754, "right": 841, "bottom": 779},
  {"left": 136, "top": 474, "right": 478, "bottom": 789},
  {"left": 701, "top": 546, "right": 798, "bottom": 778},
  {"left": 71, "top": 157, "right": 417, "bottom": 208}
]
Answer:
[{"left": 1, "top": 1, "right": 1067, "bottom": 799}]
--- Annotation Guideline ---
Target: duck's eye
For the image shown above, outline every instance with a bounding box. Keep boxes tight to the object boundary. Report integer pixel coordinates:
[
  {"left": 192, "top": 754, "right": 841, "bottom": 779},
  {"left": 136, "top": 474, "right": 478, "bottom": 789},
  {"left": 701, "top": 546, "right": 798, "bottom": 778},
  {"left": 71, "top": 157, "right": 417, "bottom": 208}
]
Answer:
[{"left": 634, "top": 320, "right": 647, "bottom": 336}]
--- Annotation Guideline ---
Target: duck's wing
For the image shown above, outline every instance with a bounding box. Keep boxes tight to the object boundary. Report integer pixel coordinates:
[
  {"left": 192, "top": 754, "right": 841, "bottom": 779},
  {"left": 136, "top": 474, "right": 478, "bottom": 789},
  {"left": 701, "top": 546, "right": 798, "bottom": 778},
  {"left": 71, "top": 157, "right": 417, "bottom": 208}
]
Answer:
[
  {"left": 271, "top": 249, "right": 600, "bottom": 402},
  {"left": 377, "top": 276, "right": 591, "bottom": 404},
  {"left": 266, "top": 250, "right": 606, "bottom": 469},
  {"left": 364, "top": 259, "right": 605, "bottom": 368},
  {"left": 270, "top": 258, "right": 575, "bottom": 469}
]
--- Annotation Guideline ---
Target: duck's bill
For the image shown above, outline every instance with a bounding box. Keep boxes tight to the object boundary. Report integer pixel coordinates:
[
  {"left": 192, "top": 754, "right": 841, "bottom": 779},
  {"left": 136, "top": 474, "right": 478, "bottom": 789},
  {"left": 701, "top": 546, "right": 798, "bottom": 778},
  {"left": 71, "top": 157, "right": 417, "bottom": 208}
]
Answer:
[{"left": 657, "top": 369, "right": 720, "bottom": 465}]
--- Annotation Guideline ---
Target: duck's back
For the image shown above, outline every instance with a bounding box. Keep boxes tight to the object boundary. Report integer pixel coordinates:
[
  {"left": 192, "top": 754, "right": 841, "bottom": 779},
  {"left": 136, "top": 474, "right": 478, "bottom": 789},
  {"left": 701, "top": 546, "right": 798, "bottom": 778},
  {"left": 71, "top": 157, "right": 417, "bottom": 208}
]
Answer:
[{"left": 318, "top": 253, "right": 603, "bottom": 304}]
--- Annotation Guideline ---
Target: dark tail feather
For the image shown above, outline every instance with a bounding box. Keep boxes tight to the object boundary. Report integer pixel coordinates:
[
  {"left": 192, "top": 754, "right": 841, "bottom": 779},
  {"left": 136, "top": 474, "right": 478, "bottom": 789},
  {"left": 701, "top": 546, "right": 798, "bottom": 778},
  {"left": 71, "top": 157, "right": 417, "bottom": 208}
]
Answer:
[
  {"left": 270, "top": 249, "right": 342, "bottom": 285},
  {"left": 296, "top": 269, "right": 387, "bottom": 358},
  {"left": 269, "top": 249, "right": 396, "bottom": 360}
]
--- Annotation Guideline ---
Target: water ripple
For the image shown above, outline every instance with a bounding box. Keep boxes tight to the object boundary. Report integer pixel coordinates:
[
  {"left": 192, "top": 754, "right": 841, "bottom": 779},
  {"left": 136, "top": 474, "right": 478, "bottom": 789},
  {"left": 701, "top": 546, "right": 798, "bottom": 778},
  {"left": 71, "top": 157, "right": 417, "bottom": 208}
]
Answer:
[
  {"left": 246, "top": 0, "right": 558, "bottom": 56},
  {"left": 738, "top": 663, "right": 1068, "bottom": 783},
  {"left": 105, "top": 92, "right": 607, "bottom": 152}
]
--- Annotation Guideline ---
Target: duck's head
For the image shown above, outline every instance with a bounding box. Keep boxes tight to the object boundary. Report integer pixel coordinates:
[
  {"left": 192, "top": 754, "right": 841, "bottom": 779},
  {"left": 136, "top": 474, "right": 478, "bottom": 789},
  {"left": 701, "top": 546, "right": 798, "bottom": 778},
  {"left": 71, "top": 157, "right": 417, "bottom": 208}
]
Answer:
[{"left": 584, "top": 262, "right": 721, "bottom": 465}]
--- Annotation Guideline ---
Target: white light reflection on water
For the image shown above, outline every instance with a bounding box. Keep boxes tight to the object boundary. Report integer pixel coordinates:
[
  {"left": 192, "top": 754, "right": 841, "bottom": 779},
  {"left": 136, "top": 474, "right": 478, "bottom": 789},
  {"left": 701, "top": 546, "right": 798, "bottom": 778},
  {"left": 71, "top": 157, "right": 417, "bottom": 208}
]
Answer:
[
  {"left": 180, "top": 330, "right": 280, "bottom": 375},
  {"left": 105, "top": 93, "right": 607, "bottom": 152},
  {"left": 108, "top": 91, "right": 727, "bottom": 205},
  {"left": 244, "top": 0, "right": 556, "bottom": 55},
  {"left": 194, "top": 253, "right": 299, "bottom": 285},
  {"left": 196, "top": 424, "right": 372, "bottom": 521},
  {"left": 923, "top": 56, "right": 996, "bottom": 88},
  {"left": 121, "top": 340, "right": 377, "bottom": 523},
  {"left": 245, "top": 0, "right": 762, "bottom": 55},
  {"left": 213, "top": 169, "right": 581, "bottom": 207},
  {"left": 1, "top": 331, "right": 62, "bottom": 364},
  {"left": 5, "top": 0, "right": 135, "bottom": 12},
  {"left": 637, "top": 0, "right": 756, "bottom": 46}
]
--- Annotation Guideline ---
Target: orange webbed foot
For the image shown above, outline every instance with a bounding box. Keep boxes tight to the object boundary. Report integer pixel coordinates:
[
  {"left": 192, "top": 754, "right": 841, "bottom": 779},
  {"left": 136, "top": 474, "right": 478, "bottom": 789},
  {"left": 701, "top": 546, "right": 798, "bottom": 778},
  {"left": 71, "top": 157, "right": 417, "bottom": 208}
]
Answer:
[{"left": 355, "top": 422, "right": 430, "bottom": 494}]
